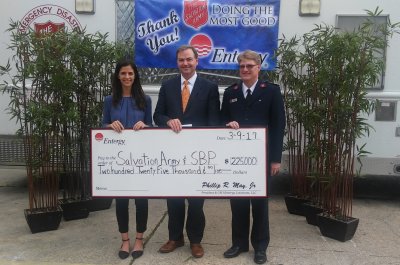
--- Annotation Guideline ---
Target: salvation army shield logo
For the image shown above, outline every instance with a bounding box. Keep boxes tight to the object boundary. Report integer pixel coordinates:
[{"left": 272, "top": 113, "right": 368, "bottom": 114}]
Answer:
[
  {"left": 183, "top": 0, "right": 208, "bottom": 29},
  {"left": 34, "top": 21, "right": 65, "bottom": 34}
]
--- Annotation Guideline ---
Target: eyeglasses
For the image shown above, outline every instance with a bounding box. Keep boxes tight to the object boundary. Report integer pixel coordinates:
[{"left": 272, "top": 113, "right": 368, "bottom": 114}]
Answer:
[{"left": 239, "top": 64, "right": 258, "bottom": 70}]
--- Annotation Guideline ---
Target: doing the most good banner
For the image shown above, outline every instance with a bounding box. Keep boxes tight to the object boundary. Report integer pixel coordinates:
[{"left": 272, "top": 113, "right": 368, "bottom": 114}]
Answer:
[{"left": 134, "top": 0, "right": 280, "bottom": 70}]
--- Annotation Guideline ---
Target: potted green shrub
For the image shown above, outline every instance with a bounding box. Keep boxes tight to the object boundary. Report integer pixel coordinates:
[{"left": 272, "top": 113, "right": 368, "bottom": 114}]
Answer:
[
  {"left": 277, "top": 8, "right": 399, "bottom": 240},
  {"left": 1, "top": 22, "right": 125, "bottom": 227},
  {"left": 64, "top": 29, "right": 124, "bottom": 213},
  {"left": 277, "top": 36, "right": 312, "bottom": 216},
  {"left": 1, "top": 21, "right": 65, "bottom": 232},
  {"left": 34, "top": 28, "right": 122, "bottom": 219}
]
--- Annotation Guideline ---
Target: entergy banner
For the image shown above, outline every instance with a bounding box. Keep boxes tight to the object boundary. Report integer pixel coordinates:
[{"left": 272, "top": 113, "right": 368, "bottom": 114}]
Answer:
[{"left": 135, "top": 0, "right": 280, "bottom": 70}]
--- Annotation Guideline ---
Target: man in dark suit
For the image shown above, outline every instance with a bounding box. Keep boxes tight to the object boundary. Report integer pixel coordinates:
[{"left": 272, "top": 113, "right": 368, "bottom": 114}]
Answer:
[
  {"left": 220, "top": 50, "right": 285, "bottom": 264},
  {"left": 153, "top": 45, "right": 220, "bottom": 258}
]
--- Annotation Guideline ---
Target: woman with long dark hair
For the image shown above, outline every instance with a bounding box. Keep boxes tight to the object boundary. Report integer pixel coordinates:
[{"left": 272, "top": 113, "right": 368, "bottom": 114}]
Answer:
[{"left": 102, "top": 59, "right": 152, "bottom": 260}]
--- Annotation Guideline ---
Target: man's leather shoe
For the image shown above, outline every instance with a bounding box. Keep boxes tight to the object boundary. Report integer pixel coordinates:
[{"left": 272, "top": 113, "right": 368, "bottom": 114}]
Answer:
[
  {"left": 223, "top": 246, "right": 248, "bottom": 258},
  {"left": 254, "top": 250, "right": 267, "bottom": 264},
  {"left": 190, "top": 243, "right": 204, "bottom": 258},
  {"left": 159, "top": 240, "right": 184, "bottom": 253}
]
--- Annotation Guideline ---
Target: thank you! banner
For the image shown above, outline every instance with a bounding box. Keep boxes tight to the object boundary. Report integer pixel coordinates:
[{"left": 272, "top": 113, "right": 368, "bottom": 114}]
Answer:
[{"left": 134, "top": 0, "right": 280, "bottom": 70}]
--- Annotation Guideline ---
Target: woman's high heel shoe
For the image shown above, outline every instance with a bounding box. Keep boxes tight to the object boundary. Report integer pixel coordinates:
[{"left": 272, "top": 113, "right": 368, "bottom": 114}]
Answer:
[
  {"left": 131, "top": 237, "right": 144, "bottom": 259},
  {"left": 118, "top": 238, "right": 130, "bottom": 259}
]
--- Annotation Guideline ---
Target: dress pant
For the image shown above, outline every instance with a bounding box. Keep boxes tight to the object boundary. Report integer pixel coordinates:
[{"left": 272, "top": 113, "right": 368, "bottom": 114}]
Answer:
[
  {"left": 116, "top": 198, "right": 148, "bottom": 233},
  {"left": 167, "top": 198, "right": 205, "bottom": 243},
  {"left": 230, "top": 198, "right": 269, "bottom": 251}
]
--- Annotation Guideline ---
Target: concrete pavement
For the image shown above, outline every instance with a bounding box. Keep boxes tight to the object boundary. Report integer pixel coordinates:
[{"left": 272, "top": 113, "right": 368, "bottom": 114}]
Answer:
[{"left": 0, "top": 166, "right": 399, "bottom": 265}]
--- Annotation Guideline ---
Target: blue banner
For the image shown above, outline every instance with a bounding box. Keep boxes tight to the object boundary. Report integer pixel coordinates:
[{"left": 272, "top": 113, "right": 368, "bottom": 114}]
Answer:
[{"left": 135, "top": 0, "right": 280, "bottom": 70}]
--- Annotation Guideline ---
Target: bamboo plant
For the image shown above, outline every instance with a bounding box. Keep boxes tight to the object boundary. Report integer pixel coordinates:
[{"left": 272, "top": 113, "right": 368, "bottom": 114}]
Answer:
[
  {"left": 60, "top": 29, "right": 121, "bottom": 202},
  {"left": 2, "top": 22, "right": 68, "bottom": 213},
  {"left": 277, "top": 36, "right": 312, "bottom": 201},
  {"left": 1, "top": 21, "right": 127, "bottom": 215},
  {"left": 276, "top": 8, "right": 399, "bottom": 219}
]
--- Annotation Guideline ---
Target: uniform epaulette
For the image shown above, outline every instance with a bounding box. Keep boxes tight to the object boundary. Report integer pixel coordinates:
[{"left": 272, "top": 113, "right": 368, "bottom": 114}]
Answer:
[
  {"left": 260, "top": 81, "right": 279, "bottom": 89},
  {"left": 225, "top": 83, "right": 240, "bottom": 91},
  {"left": 259, "top": 81, "right": 268, "bottom": 88},
  {"left": 266, "top": 81, "right": 279, "bottom": 86}
]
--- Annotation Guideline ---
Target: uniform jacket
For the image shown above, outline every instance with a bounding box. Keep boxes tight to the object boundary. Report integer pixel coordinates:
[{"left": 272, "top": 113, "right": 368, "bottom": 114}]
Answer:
[{"left": 220, "top": 80, "right": 285, "bottom": 163}]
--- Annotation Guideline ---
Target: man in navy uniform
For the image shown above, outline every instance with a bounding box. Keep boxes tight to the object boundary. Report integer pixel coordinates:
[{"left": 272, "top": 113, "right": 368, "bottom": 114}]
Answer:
[
  {"left": 154, "top": 45, "right": 220, "bottom": 258},
  {"left": 221, "top": 50, "right": 285, "bottom": 264}
]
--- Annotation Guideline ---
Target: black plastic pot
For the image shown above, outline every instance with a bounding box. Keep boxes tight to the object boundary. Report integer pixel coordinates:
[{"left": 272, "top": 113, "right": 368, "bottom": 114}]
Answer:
[
  {"left": 284, "top": 194, "right": 310, "bottom": 216},
  {"left": 24, "top": 206, "right": 63, "bottom": 233},
  {"left": 86, "top": 198, "right": 113, "bottom": 212},
  {"left": 317, "top": 213, "right": 359, "bottom": 242},
  {"left": 59, "top": 199, "right": 89, "bottom": 221},
  {"left": 302, "top": 202, "right": 324, "bottom": 225}
]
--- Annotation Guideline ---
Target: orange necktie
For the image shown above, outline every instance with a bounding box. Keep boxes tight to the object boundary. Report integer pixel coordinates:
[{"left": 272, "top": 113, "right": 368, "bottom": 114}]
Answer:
[{"left": 182, "top": 80, "right": 190, "bottom": 112}]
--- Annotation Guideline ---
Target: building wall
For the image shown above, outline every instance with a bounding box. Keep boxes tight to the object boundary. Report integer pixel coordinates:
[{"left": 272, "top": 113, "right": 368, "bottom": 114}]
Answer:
[
  {"left": 0, "top": 0, "right": 117, "bottom": 135},
  {"left": 0, "top": 0, "right": 399, "bottom": 173}
]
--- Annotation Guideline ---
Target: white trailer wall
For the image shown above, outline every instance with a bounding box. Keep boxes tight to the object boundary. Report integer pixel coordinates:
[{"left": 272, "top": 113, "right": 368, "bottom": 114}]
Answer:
[{"left": 0, "top": 0, "right": 116, "bottom": 134}]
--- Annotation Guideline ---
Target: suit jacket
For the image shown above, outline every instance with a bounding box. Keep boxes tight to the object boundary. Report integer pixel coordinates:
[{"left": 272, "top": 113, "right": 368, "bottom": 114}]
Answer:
[
  {"left": 221, "top": 80, "right": 285, "bottom": 163},
  {"left": 153, "top": 75, "right": 220, "bottom": 127}
]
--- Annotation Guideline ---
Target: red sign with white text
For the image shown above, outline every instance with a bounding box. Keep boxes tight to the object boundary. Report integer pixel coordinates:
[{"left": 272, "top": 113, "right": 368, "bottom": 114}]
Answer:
[
  {"left": 34, "top": 21, "right": 65, "bottom": 34},
  {"left": 183, "top": 0, "right": 208, "bottom": 29}
]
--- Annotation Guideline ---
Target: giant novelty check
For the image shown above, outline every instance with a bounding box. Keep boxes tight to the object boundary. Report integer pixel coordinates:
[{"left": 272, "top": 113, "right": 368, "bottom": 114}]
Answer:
[{"left": 91, "top": 128, "right": 267, "bottom": 197}]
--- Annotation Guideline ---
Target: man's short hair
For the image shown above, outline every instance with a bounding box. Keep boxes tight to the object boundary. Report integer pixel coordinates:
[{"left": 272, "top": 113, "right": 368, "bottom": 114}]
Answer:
[
  {"left": 237, "top": 50, "right": 261, "bottom": 65},
  {"left": 176, "top": 45, "right": 199, "bottom": 59}
]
